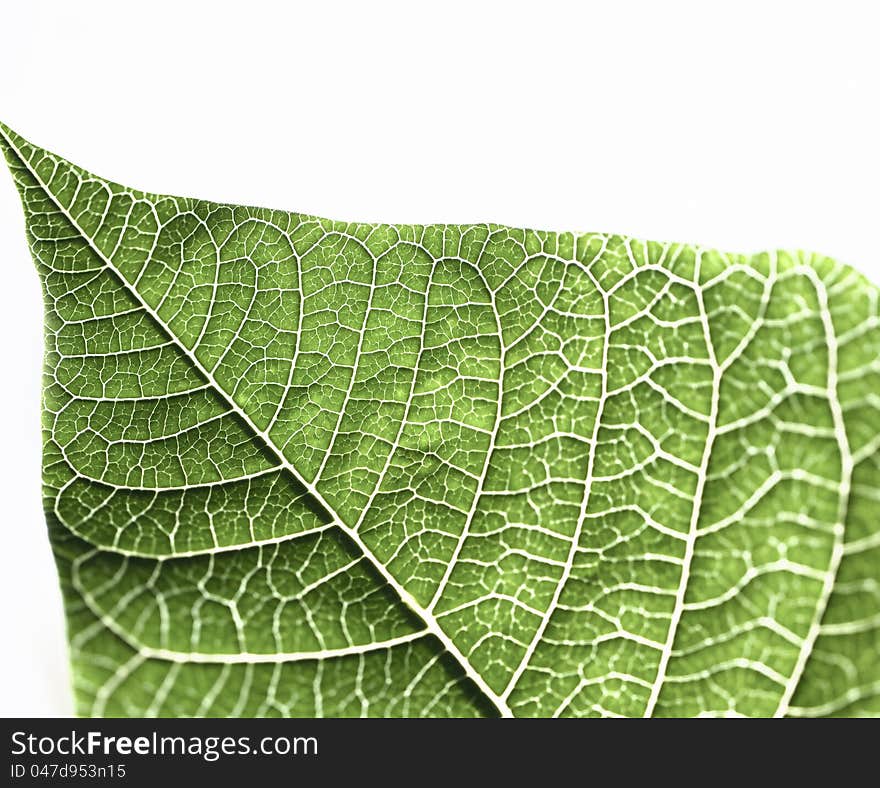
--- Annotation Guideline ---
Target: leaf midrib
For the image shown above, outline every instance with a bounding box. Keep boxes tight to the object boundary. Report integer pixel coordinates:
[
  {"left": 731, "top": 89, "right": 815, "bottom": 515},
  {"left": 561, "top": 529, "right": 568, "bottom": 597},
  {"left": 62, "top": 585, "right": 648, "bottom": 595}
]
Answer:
[{"left": 0, "top": 125, "right": 515, "bottom": 718}]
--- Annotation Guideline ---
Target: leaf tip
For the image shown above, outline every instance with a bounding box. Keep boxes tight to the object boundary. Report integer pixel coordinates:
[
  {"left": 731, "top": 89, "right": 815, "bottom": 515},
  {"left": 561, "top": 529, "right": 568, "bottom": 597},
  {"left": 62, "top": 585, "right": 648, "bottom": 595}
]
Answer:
[{"left": 0, "top": 120, "right": 26, "bottom": 170}]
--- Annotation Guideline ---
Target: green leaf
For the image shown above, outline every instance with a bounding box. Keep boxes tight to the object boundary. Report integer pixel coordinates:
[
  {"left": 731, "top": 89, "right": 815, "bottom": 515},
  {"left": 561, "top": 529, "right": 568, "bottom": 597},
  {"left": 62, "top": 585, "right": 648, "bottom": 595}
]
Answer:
[{"left": 2, "top": 123, "right": 878, "bottom": 718}]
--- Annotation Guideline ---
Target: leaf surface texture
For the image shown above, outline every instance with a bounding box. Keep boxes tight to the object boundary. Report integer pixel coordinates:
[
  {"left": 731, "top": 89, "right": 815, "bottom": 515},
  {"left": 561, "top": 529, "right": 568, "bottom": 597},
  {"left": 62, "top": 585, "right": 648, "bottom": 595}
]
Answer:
[{"left": 2, "top": 124, "right": 878, "bottom": 717}]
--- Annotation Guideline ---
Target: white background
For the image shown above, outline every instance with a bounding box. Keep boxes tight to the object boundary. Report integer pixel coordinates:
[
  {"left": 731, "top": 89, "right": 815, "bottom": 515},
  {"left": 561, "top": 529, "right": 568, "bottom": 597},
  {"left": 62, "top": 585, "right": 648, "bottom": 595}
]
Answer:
[{"left": 1, "top": 0, "right": 878, "bottom": 717}]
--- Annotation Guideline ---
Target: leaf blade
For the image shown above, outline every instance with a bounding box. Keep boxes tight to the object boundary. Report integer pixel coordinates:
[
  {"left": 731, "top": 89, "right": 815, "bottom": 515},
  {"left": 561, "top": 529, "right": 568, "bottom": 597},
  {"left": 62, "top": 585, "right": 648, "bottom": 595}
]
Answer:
[{"left": 2, "top": 124, "right": 877, "bottom": 717}]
